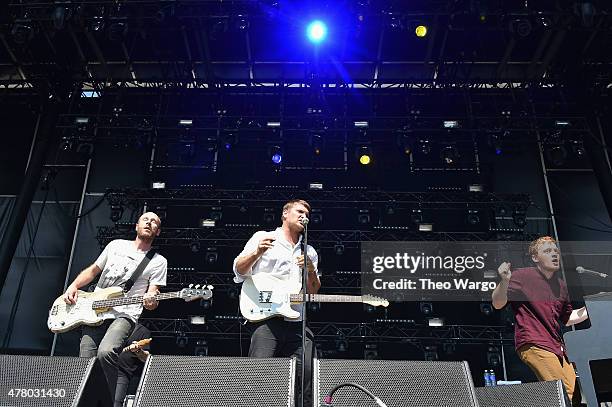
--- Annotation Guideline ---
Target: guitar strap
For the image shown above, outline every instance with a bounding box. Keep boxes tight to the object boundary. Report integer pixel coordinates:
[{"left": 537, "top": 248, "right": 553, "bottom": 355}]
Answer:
[{"left": 122, "top": 249, "right": 156, "bottom": 292}]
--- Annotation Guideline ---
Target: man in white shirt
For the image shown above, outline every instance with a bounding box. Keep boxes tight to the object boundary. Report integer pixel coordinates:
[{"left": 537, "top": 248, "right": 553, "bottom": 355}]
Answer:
[
  {"left": 63, "top": 212, "right": 167, "bottom": 403},
  {"left": 234, "top": 199, "right": 320, "bottom": 407}
]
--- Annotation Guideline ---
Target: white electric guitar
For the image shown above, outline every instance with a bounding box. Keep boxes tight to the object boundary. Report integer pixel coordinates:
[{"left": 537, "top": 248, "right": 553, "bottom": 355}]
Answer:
[
  {"left": 48, "top": 285, "right": 213, "bottom": 333},
  {"left": 240, "top": 273, "right": 389, "bottom": 322}
]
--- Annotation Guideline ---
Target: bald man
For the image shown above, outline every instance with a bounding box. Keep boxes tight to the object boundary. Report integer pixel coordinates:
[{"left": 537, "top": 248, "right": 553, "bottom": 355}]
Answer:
[{"left": 63, "top": 212, "right": 167, "bottom": 404}]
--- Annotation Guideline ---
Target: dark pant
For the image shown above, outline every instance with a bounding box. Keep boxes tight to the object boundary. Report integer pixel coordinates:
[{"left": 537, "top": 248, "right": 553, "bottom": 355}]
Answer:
[
  {"left": 80, "top": 318, "right": 135, "bottom": 405},
  {"left": 249, "top": 318, "right": 315, "bottom": 407}
]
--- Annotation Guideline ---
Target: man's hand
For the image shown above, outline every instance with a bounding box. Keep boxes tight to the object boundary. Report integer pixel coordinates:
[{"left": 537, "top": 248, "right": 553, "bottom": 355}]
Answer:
[
  {"left": 255, "top": 237, "right": 275, "bottom": 256},
  {"left": 498, "top": 262, "right": 512, "bottom": 281},
  {"left": 296, "top": 255, "right": 315, "bottom": 275},
  {"left": 143, "top": 290, "right": 159, "bottom": 310},
  {"left": 64, "top": 284, "right": 79, "bottom": 305}
]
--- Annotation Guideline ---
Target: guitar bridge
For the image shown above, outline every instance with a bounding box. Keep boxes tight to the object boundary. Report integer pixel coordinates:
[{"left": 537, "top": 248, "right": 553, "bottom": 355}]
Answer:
[{"left": 258, "top": 291, "right": 273, "bottom": 304}]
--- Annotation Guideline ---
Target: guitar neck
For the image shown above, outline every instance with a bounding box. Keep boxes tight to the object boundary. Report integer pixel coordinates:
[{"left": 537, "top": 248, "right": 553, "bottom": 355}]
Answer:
[
  {"left": 92, "top": 292, "right": 180, "bottom": 309},
  {"left": 289, "top": 294, "right": 366, "bottom": 303}
]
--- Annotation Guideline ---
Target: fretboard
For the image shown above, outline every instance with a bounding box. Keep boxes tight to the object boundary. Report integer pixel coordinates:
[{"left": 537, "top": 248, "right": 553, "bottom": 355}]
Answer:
[
  {"left": 289, "top": 294, "right": 366, "bottom": 303},
  {"left": 92, "top": 292, "right": 181, "bottom": 309}
]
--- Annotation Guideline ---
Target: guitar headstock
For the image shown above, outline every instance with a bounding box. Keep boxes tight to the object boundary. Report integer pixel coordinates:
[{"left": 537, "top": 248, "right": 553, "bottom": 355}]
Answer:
[
  {"left": 363, "top": 295, "right": 389, "bottom": 308},
  {"left": 179, "top": 284, "right": 214, "bottom": 302}
]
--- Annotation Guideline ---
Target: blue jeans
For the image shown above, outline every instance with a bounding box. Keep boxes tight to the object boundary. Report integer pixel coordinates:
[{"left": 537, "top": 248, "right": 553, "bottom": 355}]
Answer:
[{"left": 80, "top": 318, "right": 134, "bottom": 405}]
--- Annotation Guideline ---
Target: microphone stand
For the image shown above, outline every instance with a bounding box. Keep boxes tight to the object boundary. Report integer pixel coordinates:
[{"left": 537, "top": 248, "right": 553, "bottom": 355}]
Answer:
[{"left": 300, "top": 219, "right": 309, "bottom": 407}]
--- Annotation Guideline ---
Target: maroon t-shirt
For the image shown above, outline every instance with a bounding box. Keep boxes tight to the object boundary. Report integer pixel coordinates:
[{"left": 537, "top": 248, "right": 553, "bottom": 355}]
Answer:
[{"left": 507, "top": 267, "right": 573, "bottom": 358}]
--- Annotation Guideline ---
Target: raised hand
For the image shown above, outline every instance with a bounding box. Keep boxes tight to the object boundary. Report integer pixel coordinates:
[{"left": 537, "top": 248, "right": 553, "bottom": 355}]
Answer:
[{"left": 498, "top": 262, "right": 512, "bottom": 281}]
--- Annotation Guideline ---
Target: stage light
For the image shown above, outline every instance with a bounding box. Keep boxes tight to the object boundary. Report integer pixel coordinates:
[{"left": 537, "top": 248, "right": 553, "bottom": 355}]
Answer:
[
  {"left": 308, "top": 302, "right": 321, "bottom": 312},
  {"left": 222, "top": 132, "right": 237, "bottom": 151},
  {"left": 480, "top": 303, "right": 494, "bottom": 316},
  {"left": 354, "top": 121, "right": 369, "bottom": 128},
  {"left": 306, "top": 20, "right": 327, "bottom": 44},
  {"left": 358, "top": 146, "right": 372, "bottom": 165},
  {"left": 179, "top": 119, "right": 193, "bottom": 127},
  {"left": 152, "top": 181, "right": 166, "bottom": 189},
  {"left": 270, "top": 145, "right": 283, "bottom": 164},
  {"left": 175, "top": 334, "right": 188, "bottom": 348},
  {"left": 107, "top": 19, "right": 128, "bottom": 42},
  {"left": 358, "top": 209, "right": 370, "bottom": 225},
  {"left": 10, "top": 21, "right": 34, "bottom": 45},
  {"left": 424, "top": 346, "right": 439, "bottom": 361},
  {"left": 443, "top": 120, "right": 459, "bottom": 129},
  {"left": 210, "top": 207, "right": 222, "bottom": 221},
  {"left": 398, "top": 134, "right": 413, "bottom": 155},
  {"left": 110, "top": 205, "right": 123, "bottom": 222},
  {"left": 59, "top": 135, "right": 74, "bottom": 152},
  {"left": 509, "top": 18, "right": 532, "bottom": 37},
  {"left": 189, "top": 316, "right": 206, "bottom": 325},
  {"left": 190, "top": 240, "right": 201, "bottom": 253},
  {"left": 310, "top": 133, "right": 322, "bottom": 155},
  {"left": 419, "top": 302, "right": 433, "bottom": 315},
  {"left": 334, "top": 242, "right": 345, "bottom": 256},
  {"left": 418, "top": 223, "right": 433, "bottom": 232},
  {"left": 200, "top": 298, "right": 213, "bottom": 309},
  {"left": 415, "top": 25, "right": 427, "bottom": 37},
  {"left": 411, "top": 209, "right": 423, "bottom": 223},
  {"left": 512, "top": 208, "right": 526, "bottom": 227},
  {"left": 489, "top": 133, "right": 503, "bottom": 155},
  {"left": 569, "top": 138, "right": 585, "bottom": 158},
  {"left": 205, "top": 249, "right": 218, "bottom": 264},
  {"left": 469, "top": 184, "right": 484, "bottom": 192},
  {"left": 419, "top": 139, "right": 431, "bottom": 155},
  {"left": 546, "top": 144, "right": 568, "bottom": 166},
  {"left": 427, "top": 317, "right": 444, "bottom": 327},
  {"left": 154, "top": 205, "right": 167, "bottom": 221},
  {"left": 364, "top": 344, "right": 378, "bottom": 360},
  {"left": 555, "top": 120, "right": 571, "bottom": 127},
  {"left": 467, "top": 210, "right": 480, "bottom": 225},
  {"left": 335, "top": 335, "right": 348, "bottom": 352},
  {"left": 263, "top": 208, "right": 276, "bottom": 224},
  {"left": 194, "top": 340, "right": 208, "bottom": 357},
  {"left": 487, "top": 346, "right": 501, "bottom": 367},
  {"left": 311, "top": 209, "right": 323, "bottom": 225},
  {"left": 441, "top": 145, "right": 459, "bottom": 165}
]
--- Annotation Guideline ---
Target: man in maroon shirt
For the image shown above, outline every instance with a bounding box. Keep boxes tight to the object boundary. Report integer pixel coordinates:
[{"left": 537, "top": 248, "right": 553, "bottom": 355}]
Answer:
[{"left": 492, "top": 236, "right": 589, "bottom": 405}]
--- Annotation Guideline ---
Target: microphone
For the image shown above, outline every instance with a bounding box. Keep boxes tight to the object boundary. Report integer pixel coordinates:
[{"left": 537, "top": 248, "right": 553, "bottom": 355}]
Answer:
[
  {"left": 300, "top": 217, "right": 309, "bottom": 225},
  {"left": 576, "top": 266, "right": 608, "bottom": 278}
]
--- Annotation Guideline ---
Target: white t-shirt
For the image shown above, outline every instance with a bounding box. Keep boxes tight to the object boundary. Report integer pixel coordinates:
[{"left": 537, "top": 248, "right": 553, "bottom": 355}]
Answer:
[
  {"left": 233, "top": 228, "right": 319, "bottom": 321},
  {"left": 94, "top": 239, "right": 167, "bottom": 322}
]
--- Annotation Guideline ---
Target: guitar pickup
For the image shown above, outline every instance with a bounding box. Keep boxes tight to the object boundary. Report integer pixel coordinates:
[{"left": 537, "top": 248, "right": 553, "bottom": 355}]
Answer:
[{"left": 258, "top": 291, "right": 273, "bottom": 303}]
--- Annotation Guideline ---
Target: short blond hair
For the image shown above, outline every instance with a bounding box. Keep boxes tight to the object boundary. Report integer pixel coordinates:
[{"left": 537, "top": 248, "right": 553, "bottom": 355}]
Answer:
[
  {"left": 528, "top": 236, "right": 557, "bottom": 257},
  {"left": 282, "top": 199, "right": 311, "bottom": 216}
]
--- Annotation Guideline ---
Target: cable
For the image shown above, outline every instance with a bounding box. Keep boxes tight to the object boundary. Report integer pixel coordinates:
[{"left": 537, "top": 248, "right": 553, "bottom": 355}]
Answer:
[{"left": 324, "top": 382, "right": 387, "bottom": 407}]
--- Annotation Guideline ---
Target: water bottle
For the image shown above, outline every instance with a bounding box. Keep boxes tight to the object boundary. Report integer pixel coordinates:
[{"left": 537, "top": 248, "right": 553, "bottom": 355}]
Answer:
[
  {"left": 483, "top": 370, "right": 491, "bottom": 386},
  {"left": 490, "top": 369, "right": 497, "bottom": 386}
]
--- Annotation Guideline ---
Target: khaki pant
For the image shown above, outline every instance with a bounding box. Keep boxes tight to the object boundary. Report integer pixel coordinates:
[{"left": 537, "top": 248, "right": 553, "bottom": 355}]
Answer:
[{"left": 517, "top": 344, "right": 579, "bottom": 405}]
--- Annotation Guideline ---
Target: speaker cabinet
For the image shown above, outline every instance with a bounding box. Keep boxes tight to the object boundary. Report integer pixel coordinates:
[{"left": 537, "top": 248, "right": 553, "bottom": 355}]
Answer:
[
  {"left": 0, "top": 355, "right": 111, "bottom": 407},
  {"left": 314, "top": 359, "right": 479, "bottom": 407},
  {"left": 133, "top": 355, "right": 296, "bottom": 407}
]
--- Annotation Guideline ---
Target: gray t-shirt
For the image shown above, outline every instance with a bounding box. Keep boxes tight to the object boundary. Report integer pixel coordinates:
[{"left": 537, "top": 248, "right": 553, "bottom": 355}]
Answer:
[{"left": 95, "top": 239, "right": 167, "bottom": 321}]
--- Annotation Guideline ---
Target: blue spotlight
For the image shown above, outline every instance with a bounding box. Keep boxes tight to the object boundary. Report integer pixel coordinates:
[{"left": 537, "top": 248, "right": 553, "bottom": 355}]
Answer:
[
  {"left": 270, "top": 145, "right": 283, "bottom": 164},
  {"left": 271, "top": 153, "right": 282, "bottom": 164},
  {"left": 306, "top": 20, "right": 327, "bottom": 44}
]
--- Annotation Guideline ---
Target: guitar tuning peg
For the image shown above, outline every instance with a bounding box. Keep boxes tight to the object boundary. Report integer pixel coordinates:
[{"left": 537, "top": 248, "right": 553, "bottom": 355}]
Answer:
[
  {"left": 207, "top": 285, "right": 214, "bottom": 290},
  {"left": 189, "top": 284, "right": 193, "bottom": 288}
]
